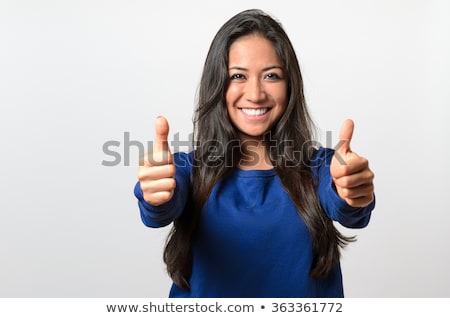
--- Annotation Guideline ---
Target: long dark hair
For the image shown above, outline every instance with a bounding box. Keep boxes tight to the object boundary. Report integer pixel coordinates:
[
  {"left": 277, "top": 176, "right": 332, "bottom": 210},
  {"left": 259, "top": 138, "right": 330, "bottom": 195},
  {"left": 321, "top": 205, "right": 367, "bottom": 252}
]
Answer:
[{"left": 163, "top": 9, "right": 354, "bottom": 290}]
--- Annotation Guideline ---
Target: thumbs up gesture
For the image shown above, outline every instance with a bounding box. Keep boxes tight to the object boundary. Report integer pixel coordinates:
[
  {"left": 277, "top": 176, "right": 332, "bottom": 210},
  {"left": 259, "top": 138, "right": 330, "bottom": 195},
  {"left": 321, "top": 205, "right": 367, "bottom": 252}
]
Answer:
[
  {"left": 330, "top": 119, "right": 375, "bottom": 208},
  {"left": 138, "top": 116, "right": 176, "bottom": 206}
]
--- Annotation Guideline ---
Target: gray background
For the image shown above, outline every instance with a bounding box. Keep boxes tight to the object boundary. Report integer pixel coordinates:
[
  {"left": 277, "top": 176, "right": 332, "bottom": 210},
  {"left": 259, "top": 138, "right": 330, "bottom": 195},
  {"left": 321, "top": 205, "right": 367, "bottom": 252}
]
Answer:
[{"left": 1, "top": 0, "right": 449, "bottom": 297}]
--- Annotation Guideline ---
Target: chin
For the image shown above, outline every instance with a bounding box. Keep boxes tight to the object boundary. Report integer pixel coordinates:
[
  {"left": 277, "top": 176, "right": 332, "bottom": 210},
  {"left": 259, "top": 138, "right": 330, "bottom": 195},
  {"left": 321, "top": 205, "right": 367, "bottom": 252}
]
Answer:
[{"left": 238, "top": 129, "right": 269, "bottom": 140}]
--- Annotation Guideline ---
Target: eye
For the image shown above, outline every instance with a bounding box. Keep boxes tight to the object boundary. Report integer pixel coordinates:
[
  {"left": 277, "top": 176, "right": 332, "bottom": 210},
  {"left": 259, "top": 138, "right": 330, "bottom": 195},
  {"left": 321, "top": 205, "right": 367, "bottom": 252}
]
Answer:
[
  {"left": 230, "top": 73, "right": 246, "bottom": 81},
  {"left": 264, "top": 73, "right": 282, "bottom": 80}
]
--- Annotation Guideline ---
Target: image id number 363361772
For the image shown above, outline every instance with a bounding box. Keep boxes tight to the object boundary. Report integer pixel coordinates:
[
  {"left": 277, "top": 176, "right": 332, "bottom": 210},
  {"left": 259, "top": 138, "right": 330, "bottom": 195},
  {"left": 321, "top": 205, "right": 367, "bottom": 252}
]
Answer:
[{"left": 271, "top": 302, "right": 343, "bottom": 313}]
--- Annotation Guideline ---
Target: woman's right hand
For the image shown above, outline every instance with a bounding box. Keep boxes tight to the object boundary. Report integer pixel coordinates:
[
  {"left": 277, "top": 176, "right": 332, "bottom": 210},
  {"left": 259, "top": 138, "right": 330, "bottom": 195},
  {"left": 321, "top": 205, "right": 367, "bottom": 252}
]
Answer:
[{"left": 138, "top": 116, "right": 176, "bottom": 206}]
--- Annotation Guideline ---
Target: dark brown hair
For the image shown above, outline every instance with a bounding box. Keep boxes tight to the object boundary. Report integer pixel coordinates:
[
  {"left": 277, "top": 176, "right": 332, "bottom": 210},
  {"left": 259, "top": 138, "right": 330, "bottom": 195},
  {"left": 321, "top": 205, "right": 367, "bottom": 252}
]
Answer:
[{"left": 163, "top": 9, "right": 354, "bottom": 290}]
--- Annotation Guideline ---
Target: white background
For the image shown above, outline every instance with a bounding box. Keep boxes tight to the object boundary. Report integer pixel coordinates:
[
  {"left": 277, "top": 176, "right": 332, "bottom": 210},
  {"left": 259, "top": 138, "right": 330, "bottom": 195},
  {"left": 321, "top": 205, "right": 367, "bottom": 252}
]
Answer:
[{"left": 1, "top": 0, "right": 449, "bottom": 297}]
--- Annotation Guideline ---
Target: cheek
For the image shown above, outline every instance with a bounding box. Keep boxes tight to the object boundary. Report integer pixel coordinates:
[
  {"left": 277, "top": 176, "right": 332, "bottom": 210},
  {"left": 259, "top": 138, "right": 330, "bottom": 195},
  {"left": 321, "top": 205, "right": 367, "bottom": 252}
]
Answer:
[
  {"left": 225, "top": 85, "right": 238, "bottom": 106},
  {"left": 225, "top": 90, "right": 232, "bottom": 108},
  {"left": 270, "top": 91, "right": 286, "bottom": 109},
  {"left": 277, "top": 85, "right": 288, "bottom": 108},
  {"left": 273, "top": 88, "right": 288, "bottom": 119}
]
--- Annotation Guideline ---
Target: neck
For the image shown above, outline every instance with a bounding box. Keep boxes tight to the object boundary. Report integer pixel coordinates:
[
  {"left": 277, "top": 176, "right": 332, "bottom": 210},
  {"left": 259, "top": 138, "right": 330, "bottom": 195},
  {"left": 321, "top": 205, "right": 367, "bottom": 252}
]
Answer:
[{"left": 238, "top": 137, "right": 273, "bottom": 170}]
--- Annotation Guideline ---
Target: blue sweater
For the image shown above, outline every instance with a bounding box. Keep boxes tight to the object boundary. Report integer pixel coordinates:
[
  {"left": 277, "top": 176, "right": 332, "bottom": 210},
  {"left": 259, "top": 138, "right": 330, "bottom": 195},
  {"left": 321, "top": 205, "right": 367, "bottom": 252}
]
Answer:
[{"left": 134, "top": 148, "right": 375, "bottom": 297}]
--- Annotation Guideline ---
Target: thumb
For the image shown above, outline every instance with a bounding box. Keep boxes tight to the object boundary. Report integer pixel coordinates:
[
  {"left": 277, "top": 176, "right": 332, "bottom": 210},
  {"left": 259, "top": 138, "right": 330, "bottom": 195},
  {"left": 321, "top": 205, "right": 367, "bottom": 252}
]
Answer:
[
  {"left": 153, "top": 116, "right": 171, "bottom": 154},
  {"left": 337, "top": 119, "right": 354, "bottom": 154}
]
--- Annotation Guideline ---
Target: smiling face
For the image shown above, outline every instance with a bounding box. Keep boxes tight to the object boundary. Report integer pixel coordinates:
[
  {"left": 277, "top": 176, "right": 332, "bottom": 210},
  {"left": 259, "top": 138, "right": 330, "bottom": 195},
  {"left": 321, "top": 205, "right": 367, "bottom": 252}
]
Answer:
[{"left": 226, "top": 34, "right": 288, "bottom": 141}]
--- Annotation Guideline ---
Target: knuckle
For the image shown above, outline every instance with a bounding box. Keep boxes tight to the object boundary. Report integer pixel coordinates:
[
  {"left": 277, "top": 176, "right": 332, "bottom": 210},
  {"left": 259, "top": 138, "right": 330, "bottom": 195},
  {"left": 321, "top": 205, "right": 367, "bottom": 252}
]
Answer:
[
  {"left": 137, "top": 169, "right": 147, "bottom": 181},
  {"left": 168, "top": 178, "right": 177, "bottom": 190},
  {"left": 361, "top": 157, "right": 369, "bottom": 167},
  {"left": 137, "top": 166, "right": 154, "bottom": 181},
  {"left": 340, "top": 177, "right": 351, "bottom": 188},
  {"left": 143, "top": 192, "right": 154, "bottom": 204},
  {"left": 341, "top": 164, "right": 351, "bottom": 176},
  {"left": 160, "top": 191, "right": 173, "bottom": 203},
  {"left": 345, "top": 188, "right": 355, "bottom": 198},
  {"left": 167, "top": 164, "right": 176, "bottom": 177},
  {"left": 139, "top": 182, "right": 152, "bottom": 194},
  {"left": 339, "top": 187, "right": 350, "bottom": 199}
]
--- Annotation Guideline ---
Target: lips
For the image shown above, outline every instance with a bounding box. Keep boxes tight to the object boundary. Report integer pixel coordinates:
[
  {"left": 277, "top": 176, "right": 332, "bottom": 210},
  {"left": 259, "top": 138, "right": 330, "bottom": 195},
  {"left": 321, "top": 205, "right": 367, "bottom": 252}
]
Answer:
[{"left": 240, "top": 108, "right": 270, "bottom": 116}]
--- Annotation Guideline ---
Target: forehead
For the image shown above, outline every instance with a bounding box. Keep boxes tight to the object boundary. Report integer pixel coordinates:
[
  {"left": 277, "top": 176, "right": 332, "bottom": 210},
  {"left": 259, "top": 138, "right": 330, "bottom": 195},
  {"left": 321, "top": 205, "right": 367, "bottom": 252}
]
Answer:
[{"left": 228, "top": 34, "right": 281, "bottom": 66}]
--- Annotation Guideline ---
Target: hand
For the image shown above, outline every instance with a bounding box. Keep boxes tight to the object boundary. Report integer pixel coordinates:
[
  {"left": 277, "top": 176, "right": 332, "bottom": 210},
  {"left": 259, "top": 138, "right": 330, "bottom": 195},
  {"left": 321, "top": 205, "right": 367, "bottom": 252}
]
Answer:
[
  {"left": 138, "top": 116, "right": 176, "bottom": 206},
  {"left": 330, "top": 119, "right": 375, "bottom": 207}
]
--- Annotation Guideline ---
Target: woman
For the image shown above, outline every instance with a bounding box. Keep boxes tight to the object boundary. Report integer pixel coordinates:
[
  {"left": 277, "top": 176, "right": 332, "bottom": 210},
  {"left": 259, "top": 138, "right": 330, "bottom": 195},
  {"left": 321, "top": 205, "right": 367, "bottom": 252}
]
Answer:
[{"left": 135, "top": 9, "right": 375, "bottom": 297}]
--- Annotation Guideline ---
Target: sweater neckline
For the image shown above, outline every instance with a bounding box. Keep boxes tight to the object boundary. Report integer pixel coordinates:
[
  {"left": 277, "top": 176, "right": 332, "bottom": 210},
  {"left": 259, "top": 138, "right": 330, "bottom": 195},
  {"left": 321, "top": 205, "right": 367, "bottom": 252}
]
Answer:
[{"left": 234, "top": 167, "right": 276, "bottom": 178}]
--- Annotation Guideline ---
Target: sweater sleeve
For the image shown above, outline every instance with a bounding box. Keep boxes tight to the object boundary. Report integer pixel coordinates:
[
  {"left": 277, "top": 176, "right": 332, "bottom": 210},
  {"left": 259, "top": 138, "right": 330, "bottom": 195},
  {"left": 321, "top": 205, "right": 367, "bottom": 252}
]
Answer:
[
  {"left": 311, "top": 147, "right": 375, "bottom": 229},
  {"left": 134, "top": 152, "right": 193, "bottom": 228}
]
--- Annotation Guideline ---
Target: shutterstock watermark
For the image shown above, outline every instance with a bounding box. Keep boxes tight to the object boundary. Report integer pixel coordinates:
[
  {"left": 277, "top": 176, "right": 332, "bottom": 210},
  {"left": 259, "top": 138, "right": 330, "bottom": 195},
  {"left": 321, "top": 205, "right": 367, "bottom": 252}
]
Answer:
[
  {"left": 101, "top": 131, "right": 347, "bottom": 167},
  {"left": 101, "top": 132, "right": 194, "bottom": 167}
]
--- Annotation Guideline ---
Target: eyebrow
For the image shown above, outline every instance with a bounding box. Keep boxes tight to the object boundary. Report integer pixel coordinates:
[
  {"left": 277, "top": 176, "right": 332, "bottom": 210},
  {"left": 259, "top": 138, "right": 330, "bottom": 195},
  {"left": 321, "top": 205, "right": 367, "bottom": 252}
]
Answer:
[{"left": 228, "top": 65, "right": 284, "bottom": 72}]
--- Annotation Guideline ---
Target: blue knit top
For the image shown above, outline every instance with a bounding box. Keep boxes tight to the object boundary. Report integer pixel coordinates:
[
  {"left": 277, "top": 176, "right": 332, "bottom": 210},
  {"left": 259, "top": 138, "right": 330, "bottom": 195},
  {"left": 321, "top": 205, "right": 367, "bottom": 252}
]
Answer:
[{"left": 134, "top": 148, "right": 374, "bottom": 297}]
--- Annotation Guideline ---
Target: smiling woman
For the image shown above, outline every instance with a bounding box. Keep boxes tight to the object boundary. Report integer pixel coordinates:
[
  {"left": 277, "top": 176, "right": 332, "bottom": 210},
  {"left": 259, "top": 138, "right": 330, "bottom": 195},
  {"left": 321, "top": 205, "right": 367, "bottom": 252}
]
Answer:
[{"left": 134, "top": 8, "right": 375, "bottom": 298}]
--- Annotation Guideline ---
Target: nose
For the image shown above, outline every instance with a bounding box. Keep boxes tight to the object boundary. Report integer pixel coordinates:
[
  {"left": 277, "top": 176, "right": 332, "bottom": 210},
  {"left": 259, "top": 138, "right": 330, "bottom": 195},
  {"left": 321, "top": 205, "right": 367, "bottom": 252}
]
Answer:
[{"left": 245, "top": 78, "right": 266, "bottom": 103}]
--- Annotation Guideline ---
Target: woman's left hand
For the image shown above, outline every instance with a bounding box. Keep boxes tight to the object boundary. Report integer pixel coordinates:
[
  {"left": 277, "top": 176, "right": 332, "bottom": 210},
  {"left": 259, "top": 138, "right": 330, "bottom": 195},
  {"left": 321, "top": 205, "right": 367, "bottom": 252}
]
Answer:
[{"left": 330, "top": 119, "right": 375, "bottom": 208}]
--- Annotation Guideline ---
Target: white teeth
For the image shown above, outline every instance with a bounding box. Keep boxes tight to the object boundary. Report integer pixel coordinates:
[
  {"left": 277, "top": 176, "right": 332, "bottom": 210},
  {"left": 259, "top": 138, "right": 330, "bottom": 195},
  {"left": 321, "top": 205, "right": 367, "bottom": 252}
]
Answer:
[{"left": 241, "top": 108, "right": 269, "bottom": 116}]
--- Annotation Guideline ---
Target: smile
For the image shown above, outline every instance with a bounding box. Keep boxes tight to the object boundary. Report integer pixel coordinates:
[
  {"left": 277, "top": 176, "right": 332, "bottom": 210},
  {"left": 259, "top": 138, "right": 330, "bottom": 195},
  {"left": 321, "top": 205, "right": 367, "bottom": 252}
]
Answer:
[{"left": 240, "top": 108, "right": 270, "bottom": 116}]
